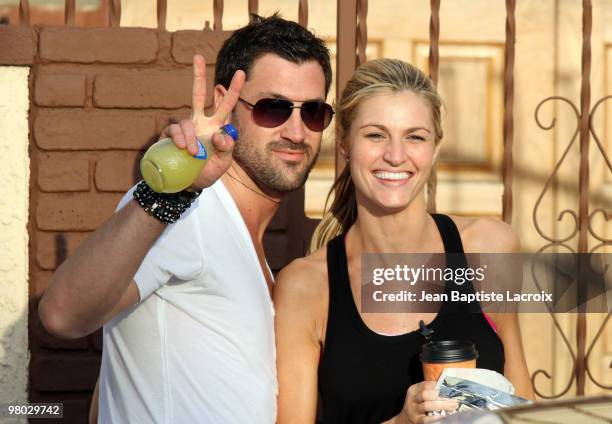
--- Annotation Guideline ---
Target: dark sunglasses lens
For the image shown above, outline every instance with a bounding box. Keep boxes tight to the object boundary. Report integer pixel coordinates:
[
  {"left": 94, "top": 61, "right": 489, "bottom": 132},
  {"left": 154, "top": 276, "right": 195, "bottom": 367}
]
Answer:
[
  {"left": 301, "top": 102, "right": 333, "bottom": 132},
  {"left": 252, "top": 99, "right": 293, "bottom": 128}
]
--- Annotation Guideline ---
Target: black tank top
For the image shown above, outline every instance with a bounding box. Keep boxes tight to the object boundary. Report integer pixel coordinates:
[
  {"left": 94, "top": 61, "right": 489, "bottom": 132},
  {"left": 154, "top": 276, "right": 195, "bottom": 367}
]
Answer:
[{"left": 317, "top": 214, "right": 505, "bottom": 424}]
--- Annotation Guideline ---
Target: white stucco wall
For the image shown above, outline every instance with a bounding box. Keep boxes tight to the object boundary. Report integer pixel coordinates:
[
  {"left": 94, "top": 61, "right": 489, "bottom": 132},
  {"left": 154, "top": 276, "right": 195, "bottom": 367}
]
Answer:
[{"left": 0, "top": 66, "right": 30, "bottom": 414}]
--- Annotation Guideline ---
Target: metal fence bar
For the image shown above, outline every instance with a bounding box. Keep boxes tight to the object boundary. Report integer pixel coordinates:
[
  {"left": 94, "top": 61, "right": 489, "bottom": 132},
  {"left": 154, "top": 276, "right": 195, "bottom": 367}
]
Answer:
[
  {"left": 356, "top": 0, "right": 367, "bottom": 66},
  {"left": 298, "top": 0, "right": 308, "bottom": 28},
  {"left": 576, "top": 0, "right": 592, "bottom": 396},
  {"left": 214, "top": 0, "right": 223, "bottom": 31},
  {"left": 19, "top": 0, "right": 30, "bottom": 26},
  {"left": 109, "top": 0, "right": 121, "bottom": 27},
  {"left": 336, "top": 0, "right": 357, "bottom": 98},
  {"left": 157, "top": 0, "right": 167, "bottom": 30},
  {"left": 249, "top": 0, "right": 259, "bottom": 19},
  {"left": 428, "top": 0, "right": 440, "bottom": 86},
  {"left": 65, "top": 0, "right": 76, "bottom": 26},
  {"left": 335, "top": 0, "right": 358, "bottom": 175},
  {"left": 426, "top": 0, "right": 440, "bottom": 213},
  {"left": 502, "top": 0, "right": 516, "bottom": 224}
]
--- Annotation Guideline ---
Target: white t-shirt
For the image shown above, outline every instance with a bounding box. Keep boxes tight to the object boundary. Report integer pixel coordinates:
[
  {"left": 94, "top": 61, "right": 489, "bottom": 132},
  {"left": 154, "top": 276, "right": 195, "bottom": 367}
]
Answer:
[{"left": 98, "top": 181, "right": 277, "bottom": 424}]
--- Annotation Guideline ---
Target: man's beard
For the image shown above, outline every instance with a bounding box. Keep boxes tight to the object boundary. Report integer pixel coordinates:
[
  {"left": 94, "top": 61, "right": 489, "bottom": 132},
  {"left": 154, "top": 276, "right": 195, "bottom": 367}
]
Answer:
[{"left": 232, "top": 132, "right": 320, "bottom": 193}]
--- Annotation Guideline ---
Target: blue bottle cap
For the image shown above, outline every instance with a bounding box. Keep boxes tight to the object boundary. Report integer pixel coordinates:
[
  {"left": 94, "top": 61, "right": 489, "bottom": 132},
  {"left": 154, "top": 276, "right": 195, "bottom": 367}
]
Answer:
[{"left": 221, "top": 124, "right": 239, "bottom": 141}]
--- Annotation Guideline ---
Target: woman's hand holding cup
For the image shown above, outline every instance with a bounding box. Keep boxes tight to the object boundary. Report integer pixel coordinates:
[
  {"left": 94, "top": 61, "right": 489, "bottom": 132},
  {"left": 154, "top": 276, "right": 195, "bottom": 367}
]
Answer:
[{"left": 399, "top": 381, "right": 458, "bottom": 423}]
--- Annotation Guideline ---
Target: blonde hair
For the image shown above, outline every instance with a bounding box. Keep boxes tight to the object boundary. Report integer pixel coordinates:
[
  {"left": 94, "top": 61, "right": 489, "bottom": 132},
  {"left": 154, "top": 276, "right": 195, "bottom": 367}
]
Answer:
[{"left": 309, "top": 58, "right": 444, "bottom": 252}]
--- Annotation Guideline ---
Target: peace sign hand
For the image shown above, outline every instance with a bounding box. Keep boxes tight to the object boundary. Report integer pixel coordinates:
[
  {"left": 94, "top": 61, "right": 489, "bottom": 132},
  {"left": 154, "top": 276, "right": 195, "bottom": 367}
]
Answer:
[{"left": 160, "top": 54, "right": 246, "bottom": 190}]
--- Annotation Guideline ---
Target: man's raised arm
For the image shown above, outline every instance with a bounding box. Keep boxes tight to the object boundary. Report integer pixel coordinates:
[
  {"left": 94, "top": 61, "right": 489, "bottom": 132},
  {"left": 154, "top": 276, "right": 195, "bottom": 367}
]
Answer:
[{"left": 38, "top": 55, "right": 245, "bottom": 338}]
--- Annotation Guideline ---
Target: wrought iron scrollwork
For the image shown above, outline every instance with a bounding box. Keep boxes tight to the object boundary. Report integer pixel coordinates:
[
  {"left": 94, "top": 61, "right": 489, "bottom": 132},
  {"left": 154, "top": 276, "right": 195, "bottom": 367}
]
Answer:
[
  {"left": 583, "top": 94, "right": 612, "bottom": 391},
  {"left": 533, "top": 97, "right": 581, "bottom": 245},
  {"left": 532, "top": 92, "right": 611, "bottom": 397},
  {"left": 585, "top": 313, "right": 611, "bottom": 390},
  {"left": 530, "top": 244, "right": 577, "bottom": 399}
]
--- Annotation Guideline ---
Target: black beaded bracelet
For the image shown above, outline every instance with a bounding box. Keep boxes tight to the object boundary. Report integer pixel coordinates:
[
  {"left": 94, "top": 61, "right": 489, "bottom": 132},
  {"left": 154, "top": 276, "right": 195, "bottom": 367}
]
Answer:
[{"left": 133, "top": 181, "right": 201, "bottom": 224}]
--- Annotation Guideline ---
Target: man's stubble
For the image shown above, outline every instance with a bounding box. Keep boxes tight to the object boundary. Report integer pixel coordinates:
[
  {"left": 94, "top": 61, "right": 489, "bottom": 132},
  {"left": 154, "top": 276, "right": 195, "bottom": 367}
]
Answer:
[{"left": 231, "top": 114, "right": 321, "bottom": 193}]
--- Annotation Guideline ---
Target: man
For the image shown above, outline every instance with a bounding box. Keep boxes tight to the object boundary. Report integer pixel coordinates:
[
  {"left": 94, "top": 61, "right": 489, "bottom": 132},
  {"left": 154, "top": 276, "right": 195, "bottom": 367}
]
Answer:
[{"left": 39, "top": 14, "right": 332, "bottom": 423}]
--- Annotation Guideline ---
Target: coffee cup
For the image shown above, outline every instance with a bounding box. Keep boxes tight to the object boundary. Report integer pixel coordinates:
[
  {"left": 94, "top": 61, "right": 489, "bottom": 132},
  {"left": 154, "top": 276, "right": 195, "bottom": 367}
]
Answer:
[{"left": 420, "top": 340, "right": 478, "bottom": 381}]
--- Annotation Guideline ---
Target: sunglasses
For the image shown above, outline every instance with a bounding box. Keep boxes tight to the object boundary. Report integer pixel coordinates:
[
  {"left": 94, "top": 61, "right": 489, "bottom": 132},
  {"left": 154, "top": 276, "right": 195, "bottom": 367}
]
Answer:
[{"left": 238, "top": 97, "right": 334, "bottom": 132}]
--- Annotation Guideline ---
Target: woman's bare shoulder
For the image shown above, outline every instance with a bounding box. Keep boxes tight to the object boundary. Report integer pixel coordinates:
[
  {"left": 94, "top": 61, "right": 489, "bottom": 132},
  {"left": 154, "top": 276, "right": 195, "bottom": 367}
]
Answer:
[
  {"left": 449, "top": 215, "right": 521, "bottom": 253},
  {"left": 273, "top": 245, "right": 329, "bottom": 302}
]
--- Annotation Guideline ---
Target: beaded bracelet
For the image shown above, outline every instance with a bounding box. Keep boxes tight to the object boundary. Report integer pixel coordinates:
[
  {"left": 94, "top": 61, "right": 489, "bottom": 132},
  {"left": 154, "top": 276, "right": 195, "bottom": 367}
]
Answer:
[{"left": 133, "top": 180, "right": 201, "bottom": 224}]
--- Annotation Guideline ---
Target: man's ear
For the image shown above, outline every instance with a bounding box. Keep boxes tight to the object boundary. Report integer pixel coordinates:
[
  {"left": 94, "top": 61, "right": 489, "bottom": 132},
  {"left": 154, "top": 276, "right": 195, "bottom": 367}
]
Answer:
[{"left": 213, "top": 84, "right": 228, "bottom": 120}]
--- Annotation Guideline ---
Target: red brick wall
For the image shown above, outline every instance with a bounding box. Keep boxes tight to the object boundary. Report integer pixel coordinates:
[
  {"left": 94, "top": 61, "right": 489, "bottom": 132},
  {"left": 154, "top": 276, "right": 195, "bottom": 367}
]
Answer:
[{"left": 1, "top": 24, "right": 316, "bottom": 423}]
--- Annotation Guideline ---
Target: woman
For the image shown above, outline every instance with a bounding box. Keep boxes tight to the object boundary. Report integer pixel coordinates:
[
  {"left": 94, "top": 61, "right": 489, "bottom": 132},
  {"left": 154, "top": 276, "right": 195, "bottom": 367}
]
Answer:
[{"left": 274, "top": 58, "right": 535, "bottom": 424}]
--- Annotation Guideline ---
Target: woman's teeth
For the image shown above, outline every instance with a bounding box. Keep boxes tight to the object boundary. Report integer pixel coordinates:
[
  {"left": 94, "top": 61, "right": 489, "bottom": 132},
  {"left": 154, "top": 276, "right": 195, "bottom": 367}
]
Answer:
[{"left": 373, "top": 171, "right": 412, "bottom": 180}]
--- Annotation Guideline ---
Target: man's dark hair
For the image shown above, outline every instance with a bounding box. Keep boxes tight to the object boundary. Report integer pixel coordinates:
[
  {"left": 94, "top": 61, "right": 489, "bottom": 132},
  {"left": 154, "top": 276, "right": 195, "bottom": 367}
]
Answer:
[{"left": 215, "top": 14, "right": 332, "bottom": 95}]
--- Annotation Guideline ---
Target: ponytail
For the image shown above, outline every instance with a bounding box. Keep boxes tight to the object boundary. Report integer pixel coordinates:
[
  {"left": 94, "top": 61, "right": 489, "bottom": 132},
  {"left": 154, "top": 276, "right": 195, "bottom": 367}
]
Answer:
[{"left": 309, "top": 165, "right": 357, "bottom": 252}]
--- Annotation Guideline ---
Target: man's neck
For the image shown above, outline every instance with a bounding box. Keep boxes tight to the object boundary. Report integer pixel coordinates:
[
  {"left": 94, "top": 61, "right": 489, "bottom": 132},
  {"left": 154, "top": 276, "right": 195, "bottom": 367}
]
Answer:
[{"left": 220, "top": 163, "right": 283, "bottom": 244}]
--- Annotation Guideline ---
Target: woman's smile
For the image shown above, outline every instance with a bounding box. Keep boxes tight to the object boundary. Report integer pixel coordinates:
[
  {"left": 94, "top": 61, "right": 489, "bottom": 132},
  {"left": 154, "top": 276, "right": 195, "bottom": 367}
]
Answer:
[{"left": 372, "top": 170, "right": 414, "bottom": 185}]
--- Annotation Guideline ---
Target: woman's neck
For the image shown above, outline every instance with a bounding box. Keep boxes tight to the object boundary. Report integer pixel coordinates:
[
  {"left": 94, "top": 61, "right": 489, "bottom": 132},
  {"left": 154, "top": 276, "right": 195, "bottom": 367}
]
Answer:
[{"left": 349, "top": 196, "right": 439, "bottom": 254}]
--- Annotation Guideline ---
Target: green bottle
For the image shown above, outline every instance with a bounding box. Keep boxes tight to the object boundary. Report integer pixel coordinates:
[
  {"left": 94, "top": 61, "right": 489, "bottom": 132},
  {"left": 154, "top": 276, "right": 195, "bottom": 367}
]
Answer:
[{"left": 140, "top": 124, "right": 238, "bottom": 193}]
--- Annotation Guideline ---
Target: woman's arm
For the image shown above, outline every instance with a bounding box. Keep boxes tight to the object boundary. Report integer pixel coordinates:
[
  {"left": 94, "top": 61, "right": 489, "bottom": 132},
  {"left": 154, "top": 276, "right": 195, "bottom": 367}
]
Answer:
[
  {"left": 274, "top": 259, "right": 325, "bottom": 424},
  {"left": 465, "top": 217, "right": 535, "bottom": 400},
  {"left": 488, "top": 312, "right": 535, "bottom": 400}
]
